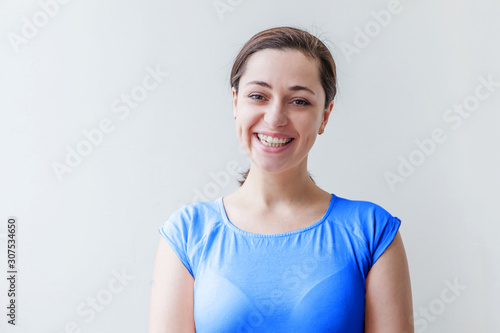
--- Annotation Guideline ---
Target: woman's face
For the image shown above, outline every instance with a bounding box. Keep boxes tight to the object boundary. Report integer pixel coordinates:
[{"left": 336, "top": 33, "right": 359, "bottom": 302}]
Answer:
[{"left": 232, "top": 48, "right": 333, "bottom": 176}]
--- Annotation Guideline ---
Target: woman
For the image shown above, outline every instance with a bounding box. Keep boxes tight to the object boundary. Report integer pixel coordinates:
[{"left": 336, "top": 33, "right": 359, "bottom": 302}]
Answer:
[{"left": 149, "top": 26, "right": 413, "bottom": 332}]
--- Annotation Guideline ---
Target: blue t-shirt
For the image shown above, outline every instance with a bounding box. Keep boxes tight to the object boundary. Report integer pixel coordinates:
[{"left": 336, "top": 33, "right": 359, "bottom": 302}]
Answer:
[{"left": 158, "top": 193, "right": 401, "bottom": 332}]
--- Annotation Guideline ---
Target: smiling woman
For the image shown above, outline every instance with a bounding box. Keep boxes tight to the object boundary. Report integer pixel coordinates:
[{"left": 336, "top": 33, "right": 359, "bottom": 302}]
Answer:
[{"left": 148, "top": 26, "right": 414, "bottom": 333}]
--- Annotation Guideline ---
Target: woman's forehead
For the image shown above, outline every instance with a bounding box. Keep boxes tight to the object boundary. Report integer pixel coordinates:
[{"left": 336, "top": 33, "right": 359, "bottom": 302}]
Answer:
[{"left": 240, "top": 49, "right": 322, "bottom": 90}]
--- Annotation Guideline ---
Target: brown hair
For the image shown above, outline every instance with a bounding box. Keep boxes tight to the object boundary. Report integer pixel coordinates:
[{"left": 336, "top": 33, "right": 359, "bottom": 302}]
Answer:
[{"left": 230, "top": 26, "right": 338, "bottom": 186}]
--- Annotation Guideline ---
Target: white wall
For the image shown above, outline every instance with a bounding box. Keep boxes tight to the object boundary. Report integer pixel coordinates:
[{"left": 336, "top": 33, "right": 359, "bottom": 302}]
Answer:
[{"left": 1, "top": 0, "right": 499, "bottom": 332}]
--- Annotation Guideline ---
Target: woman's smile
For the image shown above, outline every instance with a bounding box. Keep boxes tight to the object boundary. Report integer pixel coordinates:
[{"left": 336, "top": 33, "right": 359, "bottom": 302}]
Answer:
[{"left": 253, "top": 132, "right": 295, "bottom": 152}]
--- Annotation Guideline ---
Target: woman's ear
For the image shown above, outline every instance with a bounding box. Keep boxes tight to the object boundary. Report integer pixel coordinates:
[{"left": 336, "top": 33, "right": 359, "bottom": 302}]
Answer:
[
  {"left": 232, "top": 87, "right": 238, "bottom": 119},
  {"left": 319, "top": 100, "right": 334, "bottom": 134}
]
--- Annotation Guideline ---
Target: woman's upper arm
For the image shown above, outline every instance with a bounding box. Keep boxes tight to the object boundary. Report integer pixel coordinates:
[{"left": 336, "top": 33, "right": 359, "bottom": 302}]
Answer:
[
  {"left": 148, "top": 237, "right": 195, "bottom": 333},
  {"left": 365, "top": 231, "right": 414, "bottom": 333}
]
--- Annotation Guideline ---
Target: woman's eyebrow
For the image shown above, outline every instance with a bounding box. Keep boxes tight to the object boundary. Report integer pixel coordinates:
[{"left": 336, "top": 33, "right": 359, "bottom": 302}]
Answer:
[{"left": 245, "top": 80, "right": 315, "bottom": 95}]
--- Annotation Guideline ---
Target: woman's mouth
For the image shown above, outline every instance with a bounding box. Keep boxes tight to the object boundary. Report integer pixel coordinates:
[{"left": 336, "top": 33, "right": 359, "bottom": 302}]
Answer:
[{"left": 256, "top": 133, "right": 294, "bottom": 148}]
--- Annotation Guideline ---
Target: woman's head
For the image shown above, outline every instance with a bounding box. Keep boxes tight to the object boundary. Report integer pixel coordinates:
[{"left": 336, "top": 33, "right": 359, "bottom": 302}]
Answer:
[{"left": 229, "top": 27, "right": 338, "bottom": 186}]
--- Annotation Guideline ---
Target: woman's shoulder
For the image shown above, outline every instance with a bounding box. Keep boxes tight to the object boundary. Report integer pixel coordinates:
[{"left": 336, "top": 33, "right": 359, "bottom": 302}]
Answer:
[
  {"left": 331, "top": 194, "right": 394, "bottom": 216},
  {"left": 328, "top": 193, "right": 401, "bottom": 241},
  {"left": 160, "top": 197, "right": 225, "bottom": 239}
]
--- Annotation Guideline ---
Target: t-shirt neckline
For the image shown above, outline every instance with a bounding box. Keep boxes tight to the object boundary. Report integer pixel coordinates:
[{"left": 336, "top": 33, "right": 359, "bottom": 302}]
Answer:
[{"left": 217, "top": 193, "right": 337, "bottom": 238}]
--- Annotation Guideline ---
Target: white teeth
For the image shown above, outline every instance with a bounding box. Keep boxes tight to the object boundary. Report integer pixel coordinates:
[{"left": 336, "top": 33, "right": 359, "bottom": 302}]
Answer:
[{"left": 256, "top": 133, "right": 293, "bottom": 147}]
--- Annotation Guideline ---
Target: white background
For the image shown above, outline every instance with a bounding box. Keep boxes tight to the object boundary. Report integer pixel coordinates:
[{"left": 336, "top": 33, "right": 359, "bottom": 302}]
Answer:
[{"left": 1, "top": 0, "right": 499, "bottom": 332}]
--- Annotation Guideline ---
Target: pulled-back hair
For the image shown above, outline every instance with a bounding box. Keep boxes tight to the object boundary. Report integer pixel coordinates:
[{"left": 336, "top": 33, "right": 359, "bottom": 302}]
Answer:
[{"left": 230, "top": 26, "right": 338, "bottom": 186}]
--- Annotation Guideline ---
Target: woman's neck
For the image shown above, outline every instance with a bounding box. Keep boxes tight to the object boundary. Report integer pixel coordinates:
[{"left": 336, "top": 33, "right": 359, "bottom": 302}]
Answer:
[{"left": 235, "top": 164, "right": 324, "bottom": 210}]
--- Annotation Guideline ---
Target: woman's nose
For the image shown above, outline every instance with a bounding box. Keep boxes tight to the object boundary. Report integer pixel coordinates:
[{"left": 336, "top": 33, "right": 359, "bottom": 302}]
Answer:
[{"left": 264, "top": 100, "right": 287, "bottom": 128}]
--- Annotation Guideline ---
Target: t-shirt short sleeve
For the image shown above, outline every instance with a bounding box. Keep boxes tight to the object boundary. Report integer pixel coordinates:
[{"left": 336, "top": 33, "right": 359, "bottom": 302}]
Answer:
[
  {"left": 158, "top": 206, "right": 194, "bottom": 277},
  {"left": 370, "top": 209, "right": 402, "bottom": 267}
]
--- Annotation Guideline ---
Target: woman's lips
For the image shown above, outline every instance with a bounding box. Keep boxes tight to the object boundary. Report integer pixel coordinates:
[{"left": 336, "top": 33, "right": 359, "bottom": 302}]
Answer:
[{"left": 253, "top": 133, "right": 294, "bottom": 153}]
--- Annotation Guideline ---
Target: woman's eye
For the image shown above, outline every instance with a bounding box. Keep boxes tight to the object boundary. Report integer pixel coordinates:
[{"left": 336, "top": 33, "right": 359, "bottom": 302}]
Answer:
[
  {"left": 293, "top": 99, "right": 310, "bottom": 106},
  {"left": 249, "top": 94, "right": 265, "bottom": 101}
]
